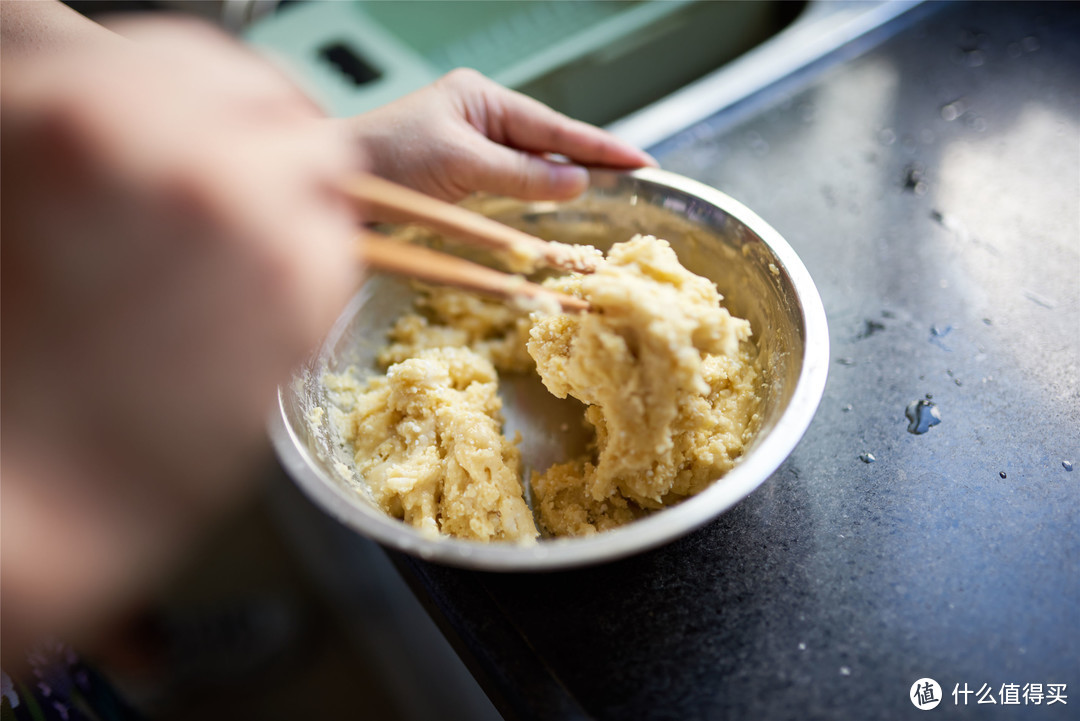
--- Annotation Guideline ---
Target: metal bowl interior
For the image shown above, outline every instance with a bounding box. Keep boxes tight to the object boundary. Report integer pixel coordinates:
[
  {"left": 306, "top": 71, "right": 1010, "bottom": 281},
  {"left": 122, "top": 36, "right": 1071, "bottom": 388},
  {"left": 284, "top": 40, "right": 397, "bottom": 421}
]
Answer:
[{"left": 269, "top": 168, "right": 829, "bottom": 571}]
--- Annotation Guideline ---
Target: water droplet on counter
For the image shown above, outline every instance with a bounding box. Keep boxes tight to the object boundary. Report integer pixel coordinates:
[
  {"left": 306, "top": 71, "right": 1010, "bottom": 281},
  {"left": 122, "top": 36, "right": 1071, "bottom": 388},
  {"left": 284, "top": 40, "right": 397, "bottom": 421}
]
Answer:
[
  {"left": 904, "top": 164, "right": 925, "bottom": 193},
  {"left": 941, "top": 100, "right": 966, "bottom": 122},
  {"left": 965, "top": 114, "right": 988, "bottom": 132},
  {"left": 1064, "top": 461, "right": 1074, "bottom": 472},
  {"left": 837, "top": 357, "right": 855, "bottom": 366},
  {"left": 856, "top": 319, "right": 886, "bottom": 340},
  {"left": 842, "top": 404, "right": 853, "bottom": 413},
  {"left": 798, "top": 642, "right": 807, "bottom": 651},
  {"left": 930, "top": 209, "right": 974, "bottom": 243},
  {"left": 878, "top": 127, "right": 897, "bottom": 146},
  {"left": 1023, "top": 289, "right": 1056, "bottom": 309},
  {"left": 798, "top": 102, "right": 816, "bottom": 123},
  {"left": 859, "top": 453, "right": 876, "bottom": 464},
  {"left": 966, "top": 50, "right": 985, "bottom": 67},
  {"left": 840, "top": 666, "right": 852, "bottom": 676},
  {"left": 999, "top": 471, "right": 1007, "bottom": 479},
  {"left": 1022, "top": 35, "right": 1040, "bottom": 52},
  {"left": 1007, "top": 42, "right": 1023, "bottom": 58},
  {"left": 746, "top": 130, "right": 770, "bottom": 156},
  {"left": 930, "top": 325, "right": 953, "bottom": 351},
  {"left": 906, "top": 399, "right": 941, "bottom": 434}
]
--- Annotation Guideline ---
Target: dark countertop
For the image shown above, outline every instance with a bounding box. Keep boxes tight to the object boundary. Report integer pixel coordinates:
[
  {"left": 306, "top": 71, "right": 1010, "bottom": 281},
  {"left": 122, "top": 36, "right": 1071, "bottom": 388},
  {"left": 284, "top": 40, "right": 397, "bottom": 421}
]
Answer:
[{"left": 390, "top": 3, "right": 1080, "bottom": 719}]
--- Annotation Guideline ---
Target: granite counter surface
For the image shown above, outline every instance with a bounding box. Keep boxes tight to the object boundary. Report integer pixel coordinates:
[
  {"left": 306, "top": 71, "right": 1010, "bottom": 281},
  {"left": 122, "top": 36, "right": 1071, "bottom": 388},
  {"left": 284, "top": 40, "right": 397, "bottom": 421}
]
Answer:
[{"left": 392, "top": 3, "right": 1079, "bottom": 719}]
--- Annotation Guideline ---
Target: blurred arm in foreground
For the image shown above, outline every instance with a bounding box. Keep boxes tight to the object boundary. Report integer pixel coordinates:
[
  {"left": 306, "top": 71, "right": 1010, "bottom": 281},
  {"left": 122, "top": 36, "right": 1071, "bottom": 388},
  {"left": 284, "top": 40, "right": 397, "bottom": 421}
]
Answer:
[
  {"left": 0, "top": 0, "right": 653, "bottom": 667},
  {"left": 1, "top": 1, "right": 361, "bottom": 664}
]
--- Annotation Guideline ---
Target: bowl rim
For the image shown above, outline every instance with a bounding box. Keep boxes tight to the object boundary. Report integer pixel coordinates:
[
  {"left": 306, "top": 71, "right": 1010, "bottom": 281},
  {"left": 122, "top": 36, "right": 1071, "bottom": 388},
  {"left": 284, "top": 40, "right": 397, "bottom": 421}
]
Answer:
[{"left": 269, "top": 167, "right": 829, "bottom": 571}]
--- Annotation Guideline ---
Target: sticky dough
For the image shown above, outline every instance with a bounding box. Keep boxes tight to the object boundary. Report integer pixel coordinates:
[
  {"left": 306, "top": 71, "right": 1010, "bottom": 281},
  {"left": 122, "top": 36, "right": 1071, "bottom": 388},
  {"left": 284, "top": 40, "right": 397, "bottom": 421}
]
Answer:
[
  {"left": 528, "top": 235, "right": 760, "bottom": 535},
  {"left": 326, "top": 234, "right": 761, "bottom": 541},
  {"left": 326, "top": 347, "right": 538, "bottom": 543}
]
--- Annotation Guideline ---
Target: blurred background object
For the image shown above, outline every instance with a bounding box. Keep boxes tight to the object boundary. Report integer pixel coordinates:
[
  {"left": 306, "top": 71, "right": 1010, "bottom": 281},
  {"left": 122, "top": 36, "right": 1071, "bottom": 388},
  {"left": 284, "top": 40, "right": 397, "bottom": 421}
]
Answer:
[
  {"left": 67, "top": 1, "right": 806, "bottom": 124},
  {"left": 242, "top": 0, "right": 803, "bottom": 124}
]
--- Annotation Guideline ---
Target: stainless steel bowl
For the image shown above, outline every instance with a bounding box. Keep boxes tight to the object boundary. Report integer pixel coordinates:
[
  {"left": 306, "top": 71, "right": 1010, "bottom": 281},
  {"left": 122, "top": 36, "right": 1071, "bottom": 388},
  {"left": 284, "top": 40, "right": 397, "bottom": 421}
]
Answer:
[{"left": 269, "top": 168, "right": 829, "bottom": 570}]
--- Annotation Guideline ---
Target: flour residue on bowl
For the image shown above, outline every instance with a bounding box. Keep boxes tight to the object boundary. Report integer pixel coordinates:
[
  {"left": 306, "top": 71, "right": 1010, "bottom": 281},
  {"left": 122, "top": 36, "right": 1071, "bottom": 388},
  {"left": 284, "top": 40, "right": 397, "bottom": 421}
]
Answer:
[{"left": 324, "top": 234, "right": 761, "bottom": 541}]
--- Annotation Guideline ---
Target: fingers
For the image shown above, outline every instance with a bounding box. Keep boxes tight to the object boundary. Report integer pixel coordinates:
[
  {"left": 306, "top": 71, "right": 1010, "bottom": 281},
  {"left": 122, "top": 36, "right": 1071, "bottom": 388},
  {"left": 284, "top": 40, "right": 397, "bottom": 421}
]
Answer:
[
  {"left": 503, "top": 102, "right": 656, "bottom": 169},
  {"left": 447, "top": 70, "right": 656, "bottom": 169},
  {"left": 461, "top": 140, "right": 591, "bottom": 201},
  {"left": 344, "top": 68, "right": 654, "bottom": 201}
]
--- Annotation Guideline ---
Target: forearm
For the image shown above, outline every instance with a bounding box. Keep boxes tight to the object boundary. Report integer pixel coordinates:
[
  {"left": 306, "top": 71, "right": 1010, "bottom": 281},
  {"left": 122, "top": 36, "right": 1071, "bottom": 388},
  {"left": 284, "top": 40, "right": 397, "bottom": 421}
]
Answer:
[
  {"left": 0, "top": 8, "right": 359, "bottom": 663},
  {"left": 1, "top": 0, "right": 116, "bottom": 60}
]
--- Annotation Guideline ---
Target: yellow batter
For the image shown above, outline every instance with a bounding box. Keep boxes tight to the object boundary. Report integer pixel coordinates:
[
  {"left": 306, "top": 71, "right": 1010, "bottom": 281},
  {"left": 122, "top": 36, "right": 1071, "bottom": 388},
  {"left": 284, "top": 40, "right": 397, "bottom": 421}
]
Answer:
[
  {"left": 529, "top": 235, "right": 760, "bottom": 535},
  {"left": 326, "top": 347, "right": 538, "bottom": 543},
  {"left": 378, "top": 286, "right": 533, "bottom": 373},
  {"left": 326, "top": 234, "right": 761, "bottom": 541}
]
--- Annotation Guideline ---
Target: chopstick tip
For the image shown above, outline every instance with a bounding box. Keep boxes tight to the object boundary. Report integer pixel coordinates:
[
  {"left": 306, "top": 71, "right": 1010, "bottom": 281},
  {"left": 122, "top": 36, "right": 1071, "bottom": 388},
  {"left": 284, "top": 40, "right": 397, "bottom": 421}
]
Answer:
[{"left": 558, "top": 295, "right": 590, "bottom": 314}]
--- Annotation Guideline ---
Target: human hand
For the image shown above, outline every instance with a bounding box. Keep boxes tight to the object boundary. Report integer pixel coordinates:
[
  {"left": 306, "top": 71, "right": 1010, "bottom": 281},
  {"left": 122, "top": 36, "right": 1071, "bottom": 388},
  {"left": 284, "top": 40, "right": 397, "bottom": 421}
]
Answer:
[
  {"left": 1, "top": 16, "right": 360, "bottom": 656},
  {"left": 338, "top": 68, "right": 656, "bottom": 203}
]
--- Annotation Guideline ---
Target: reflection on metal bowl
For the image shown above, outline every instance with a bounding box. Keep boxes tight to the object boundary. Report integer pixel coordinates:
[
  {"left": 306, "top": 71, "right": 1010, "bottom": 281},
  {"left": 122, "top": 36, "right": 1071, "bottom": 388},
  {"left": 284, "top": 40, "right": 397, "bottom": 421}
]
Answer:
[{"left": 269, "top": 168, "right": 829, "bottom": 571}]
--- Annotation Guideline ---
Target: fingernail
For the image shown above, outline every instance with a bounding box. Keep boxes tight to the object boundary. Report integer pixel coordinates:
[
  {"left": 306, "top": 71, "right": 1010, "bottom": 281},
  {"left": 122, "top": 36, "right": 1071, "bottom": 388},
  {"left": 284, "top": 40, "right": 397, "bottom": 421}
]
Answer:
[{"left": 550, "top": 163, "right": 590, "bottom": 196}]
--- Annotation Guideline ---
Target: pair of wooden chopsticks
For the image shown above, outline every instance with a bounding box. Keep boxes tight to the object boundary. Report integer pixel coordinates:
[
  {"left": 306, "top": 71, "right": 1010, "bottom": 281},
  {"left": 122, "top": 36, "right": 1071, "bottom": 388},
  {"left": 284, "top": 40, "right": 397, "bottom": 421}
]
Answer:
[{"left": 342, "top": 174, "right": 593, "bottom": 313}]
